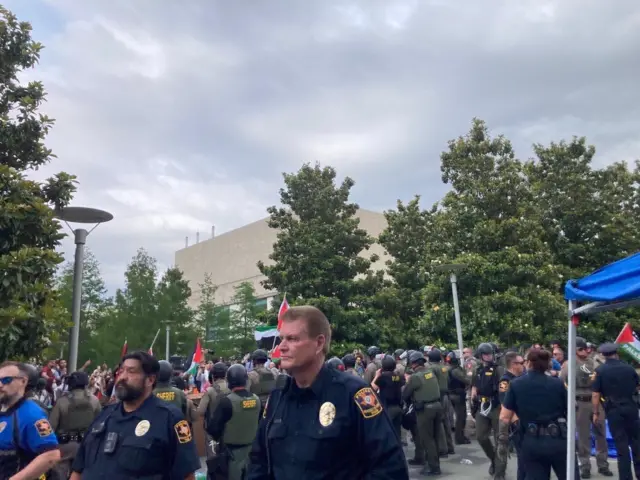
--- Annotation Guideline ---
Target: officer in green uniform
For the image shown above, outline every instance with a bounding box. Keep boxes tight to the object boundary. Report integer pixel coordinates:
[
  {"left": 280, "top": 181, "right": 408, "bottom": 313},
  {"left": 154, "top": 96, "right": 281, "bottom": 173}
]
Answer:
[
  {"left": 402, "top": 351, "right": 442, "bottom": 476},
  {"left": 364, "top": 346, "right": 382, "bottom": 383},
  {"left": 153, "top": 360, "right": 188, "bottom": 416},
  {"left": 198, "top": 362, "right": 230, "bottom": 459},
  {"left": 447, "top": 351, "right": 471, "bottom": 445},
  {"left": 206, "top": 364, "right": 260, "bottom": 480},
  {"left": 429, "top": 349, "right": 455, "bottom": 456},
  {"left": 247, "top": 349, "right": 276, "bottom": 417},
  {"left": 471, "top": 342, "right": 505, "bottom": 477},
  {"left": 49, "top": 371, "right": 102, "bottom": 479},
  {"left": 394, "top": 349, "right": 406, "bottom": 376}
]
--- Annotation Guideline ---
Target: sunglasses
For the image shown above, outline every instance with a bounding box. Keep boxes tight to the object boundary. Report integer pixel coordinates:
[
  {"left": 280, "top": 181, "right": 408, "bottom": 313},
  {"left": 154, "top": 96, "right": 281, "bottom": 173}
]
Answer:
[{"left": 0, "top": 376, "right": 24, "bottom": 385}]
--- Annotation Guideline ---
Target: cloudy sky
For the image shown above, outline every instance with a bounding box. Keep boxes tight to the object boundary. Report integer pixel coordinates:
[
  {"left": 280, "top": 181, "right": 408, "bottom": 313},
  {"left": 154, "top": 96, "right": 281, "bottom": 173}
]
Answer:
[{"left": 6, "top": 0, "right": 640, "bottom": 292}]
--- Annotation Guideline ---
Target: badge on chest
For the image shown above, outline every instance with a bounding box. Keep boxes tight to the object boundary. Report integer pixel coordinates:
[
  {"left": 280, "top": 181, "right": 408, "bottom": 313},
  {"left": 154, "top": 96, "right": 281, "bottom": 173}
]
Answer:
[{"left": 319, "top": 402, "right": 336, "bottom": 427}]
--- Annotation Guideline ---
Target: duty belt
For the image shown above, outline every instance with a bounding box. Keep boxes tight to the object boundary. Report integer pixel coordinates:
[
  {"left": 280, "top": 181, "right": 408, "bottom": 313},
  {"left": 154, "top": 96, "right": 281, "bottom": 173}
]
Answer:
[
  {"left": 58, "top": 432, "right": 84, "bottom": 444},
  {"left": 526, "top": 423, "right": 561, "bottom": 437}
]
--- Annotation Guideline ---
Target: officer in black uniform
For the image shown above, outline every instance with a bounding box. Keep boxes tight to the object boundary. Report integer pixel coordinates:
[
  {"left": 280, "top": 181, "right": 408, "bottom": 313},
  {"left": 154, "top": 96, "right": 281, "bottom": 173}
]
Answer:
[
  {"left": 248, "top": 305, "right": 409, "bottom": 479},
  {"left": 207, "top": 364, "right": 261, "bottom": 480},
  {"left": 498, "top": 348, "right": 573, "bottom": 480},
  {"left": 471, "top": 342, "right": 504, "bottom": 477},
  {"left": 371, "top": 355, "right": 404, "bottom": 439},
  {"left": 326, "top": 357, "right": 345, "bottom": 372},
  {"left": 70, "top": 351, "right": 201, "bottom": 480},
  {"left": 592, "top": 342, "right": 640, "bottom": 480}
]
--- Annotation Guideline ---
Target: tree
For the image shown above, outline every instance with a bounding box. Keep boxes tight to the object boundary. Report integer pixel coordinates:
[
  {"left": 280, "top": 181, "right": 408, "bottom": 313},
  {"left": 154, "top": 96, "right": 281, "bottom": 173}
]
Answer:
[
  {"left": 0, "top": 6, "right": 77, "bottom": 361},
  {"left": 157, "top": 267, "right": 194, "bottom": 356},
  {"left": 375, "top": 196, "right": 437, "bottom": 347},
  {"left": 230, "top": 282, "right": 261, "bottom": 355},
  {"left": 257, "top": 163, "right": 380, "bottom": 351},
  {"left": 422, "top": 119, "right": 566, "bottom": 346},
  {"left": 54, "top": 249, "right": 112, "bottom": 362},
  {"left": 196, "top": 274, "right": 234, "bottom": 358}
]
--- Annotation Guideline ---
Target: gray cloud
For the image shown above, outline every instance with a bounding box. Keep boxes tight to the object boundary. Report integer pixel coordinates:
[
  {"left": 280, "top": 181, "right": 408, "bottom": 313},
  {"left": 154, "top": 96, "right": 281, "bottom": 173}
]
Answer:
[{"left": 5, "top": 0, "right": 640, "bottom": 290}]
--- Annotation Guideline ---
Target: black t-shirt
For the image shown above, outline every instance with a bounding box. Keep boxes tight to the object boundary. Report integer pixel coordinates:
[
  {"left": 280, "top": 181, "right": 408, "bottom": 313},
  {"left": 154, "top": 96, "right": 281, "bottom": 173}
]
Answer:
[{"left": 376, "top": 372, "right": 405, "bottom": 407}]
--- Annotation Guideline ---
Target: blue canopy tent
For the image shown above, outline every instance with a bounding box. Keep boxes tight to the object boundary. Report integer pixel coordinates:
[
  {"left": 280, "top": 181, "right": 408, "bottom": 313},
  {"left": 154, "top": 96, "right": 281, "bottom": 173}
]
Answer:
[{"left": 564, "top": 251, "right": 640, "bottom": 480}]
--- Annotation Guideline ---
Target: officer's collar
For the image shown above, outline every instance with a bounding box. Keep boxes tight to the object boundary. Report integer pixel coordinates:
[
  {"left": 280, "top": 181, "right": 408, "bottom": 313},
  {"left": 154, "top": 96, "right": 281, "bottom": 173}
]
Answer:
[
  {"left": 0, "top": 396, "right": 26, "bottom": 416},
  {"left": 291, "top": 364, "right": 331, "bottom": 398},
  {"left": 114, "top": 392, "right": 156, "bottom": 419}
]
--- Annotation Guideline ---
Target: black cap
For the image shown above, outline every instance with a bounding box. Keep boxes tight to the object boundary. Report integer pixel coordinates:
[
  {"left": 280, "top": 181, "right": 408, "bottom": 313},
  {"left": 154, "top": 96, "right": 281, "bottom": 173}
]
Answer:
[
  {"left": 598, "top": 343, "right": 619, "bottom": 356},
  {"left": 575, "top": 337, "right": 587, "bottom": 349}
]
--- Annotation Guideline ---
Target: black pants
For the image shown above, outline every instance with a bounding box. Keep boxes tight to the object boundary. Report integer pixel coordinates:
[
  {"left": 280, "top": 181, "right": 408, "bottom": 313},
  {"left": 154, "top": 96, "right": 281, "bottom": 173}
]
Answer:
[
  {"left": 519, "top": 435, "right": 579, "bottom": 480},
  {"left": 386, "top": 404, "right": 403, "bottom": 442},
  {"left": 607, "top": 404, "right": 640, "bottom": 480}
]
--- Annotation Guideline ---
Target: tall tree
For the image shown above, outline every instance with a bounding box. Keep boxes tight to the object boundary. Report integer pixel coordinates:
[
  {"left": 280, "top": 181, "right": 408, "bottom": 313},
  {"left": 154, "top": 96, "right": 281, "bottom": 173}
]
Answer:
[
  {"left": 423, "top": 119, "right": 565, "bottom": 346},
  {"left": 196, "top": 274, "right": 234, "bottom": 359},
  {"left": 157, "top": 267, "right": 194, "bottom": 356},
  {"left": 0, "top": 7, "right": 77, "bottom": 361},
  {"left": 230, "top": 282, "right": 261, "bottom": 355},
  {"left": 257, "top": 163, "right": 380, "bottom": 351},
  {"left": 375, "top": 196, "right": 436, "bottom": 347},
  {"left": 54, "top": 249, "right": 111, "bottom": 362}
]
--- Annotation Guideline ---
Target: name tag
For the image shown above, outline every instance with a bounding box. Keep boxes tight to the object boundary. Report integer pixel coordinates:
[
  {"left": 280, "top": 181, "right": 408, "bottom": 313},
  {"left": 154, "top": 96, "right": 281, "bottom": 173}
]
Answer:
[
  {"left": 485, "top": 372, "right": 493, "bottom": 376},
  {"left": 156, "top": 392, "right": 175, "bottom": 401},
  {"left": 392, "top": 376, "right": 400, "bottom": 382},
  {"left": 242, "top": 399, "right": 257, "bottom": 409},
  {"left": 424, "top": 373, "right": 433, "bottom": 380},
  {"left": 441, "top": 368, "right": 447, "bottom": 373}
]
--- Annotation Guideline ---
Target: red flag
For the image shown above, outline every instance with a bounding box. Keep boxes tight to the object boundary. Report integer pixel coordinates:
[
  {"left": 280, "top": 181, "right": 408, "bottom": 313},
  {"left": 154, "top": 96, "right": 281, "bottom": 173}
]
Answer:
[
  {"left": 271, "top": 344, "right": 281, "bottom": 359},
  {"left": 120, "top": 339, "right": 128, "bottom": 358},
  {"left": 148, "top": 347, "right": 153, "bottom": 356},
  {"left": 616, "top": 323, "right": 635, "bottom": 343},
  {"left": 277, "top": 295, "right": 289, "bottom": 331}
]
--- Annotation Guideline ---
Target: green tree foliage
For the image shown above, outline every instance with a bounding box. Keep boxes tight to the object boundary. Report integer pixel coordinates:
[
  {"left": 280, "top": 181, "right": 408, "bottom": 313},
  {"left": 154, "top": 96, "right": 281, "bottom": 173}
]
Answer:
[
  {"left": 157, "top": 267, "right": 194, "bottom": 356},
  {"left": 0, "top": 6, "right": 77, "bottom": 361},
  {"left": 258, "top": 163, "right": 381, "bottom": 351},
  {"left": 230, "top": 282, "right": 261, "bottom": 355},
  {"left": 54, "top": 249, "right": 112, "bottom": 362},
  {"left": 197, "top": 274, "right": 234, "bottom": 359}
]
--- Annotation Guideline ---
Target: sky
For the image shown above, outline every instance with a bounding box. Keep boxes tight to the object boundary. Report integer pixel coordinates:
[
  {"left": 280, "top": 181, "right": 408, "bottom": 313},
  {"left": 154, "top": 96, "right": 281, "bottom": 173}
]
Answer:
[{"left": 5, "top": 0, "right": 640, "bottom": 292}]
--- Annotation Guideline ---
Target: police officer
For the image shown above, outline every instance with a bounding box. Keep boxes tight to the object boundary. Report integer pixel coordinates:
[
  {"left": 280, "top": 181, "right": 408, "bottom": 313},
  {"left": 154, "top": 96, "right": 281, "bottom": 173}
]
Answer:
[
  {"left": 363, "top": 346, "right": 382, "bottom": 383},
  {"left": 447, "top": 351, "right": 470, "bottom": 445},
  {"left": 428, "top": 348, "right": 455, "bottom": 456},
  {"left": 394, "top": 349, "right": 406, "bottom": 376},
  {"left": 22, "top": 364, "right": 48, "bottom": 414},
  {"left": 561, "top": 337, "right": 612, "bottom": 478},
  {"left": 342, "top": 354, "right": 360, "bottom": 376},
  {"left": 153, "top": 360, "right": 188, "bottom": 416},
  {"left": 198, "top": 362, "right": 230, "bottom": 460},
  {"left": 0, "top": 361, "right": 60, "bottom": 479},
  {"left": 402, "top": 350, "right": 442, "bottom": 476},
  {"left": 498, "top": 348, "right": 571, "bottom": 479},
  {"left": 592, "top": 342, "right": 640, "bottom": 480},
  {"left": 495, "top": 351, "right": 525, "bottom": 480},
  {"left": 49, "top": 371, "right": 101, "bottom": 479},
  {"left": 371, "top": 355, "right": 404, "bottom": 439},
  {"left": 247, "top": 349, "right": 276, "bottom": 417},
  {"left": 206, "top": 364, "right": 260, "bottom": 480},
  {"left": 70, "top": 351, "right": 201, "bottom": 479},
  {"left": 326, "top": 357, "right": 345, "bottom": 372},
  {"left": 248, "top": 306, "right": 408, "bottom": 479},
  {"left": 471, "top": 342, "right": 504, "bottom": 476}
]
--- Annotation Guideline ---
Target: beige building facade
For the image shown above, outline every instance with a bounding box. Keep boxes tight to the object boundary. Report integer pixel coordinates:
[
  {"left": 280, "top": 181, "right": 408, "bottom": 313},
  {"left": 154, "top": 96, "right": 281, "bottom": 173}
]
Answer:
[{"left": 174, "top": 209, "right": 389, "bottom": 310}]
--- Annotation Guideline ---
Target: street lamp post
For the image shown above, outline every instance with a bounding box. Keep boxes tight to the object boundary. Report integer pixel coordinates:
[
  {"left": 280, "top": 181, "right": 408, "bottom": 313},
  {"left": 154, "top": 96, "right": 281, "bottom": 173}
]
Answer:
[
  {"left": 55, "top": 206, "right": 113, "bottom": 372},
  {"left": 165, "top": 322, "right": 171, "bottom": 361},
  {"left": 434, "top": 263, "right": 467, "bottom": 355}
]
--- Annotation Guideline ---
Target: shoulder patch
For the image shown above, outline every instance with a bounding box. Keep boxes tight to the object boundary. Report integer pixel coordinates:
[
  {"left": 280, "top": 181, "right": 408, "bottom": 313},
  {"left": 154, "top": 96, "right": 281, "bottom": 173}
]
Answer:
[
  {"left": 354, "top": 387, "right": 383, "bottom": 419},
  {"left": 34, "top": 419, "right": 52, "bottom": 437},
  {"left": 174, "top": 420, "right": 192, "bottom": 444},
  {"left": 499, "top": 380, "right": 509, "bottom": 393}
]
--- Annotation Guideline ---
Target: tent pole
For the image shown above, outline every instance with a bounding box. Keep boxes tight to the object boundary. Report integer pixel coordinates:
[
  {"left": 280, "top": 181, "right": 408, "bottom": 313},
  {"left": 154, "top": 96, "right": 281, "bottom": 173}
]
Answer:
[{"left": 566, "top": 300, "right": 577, "bottom": 480}]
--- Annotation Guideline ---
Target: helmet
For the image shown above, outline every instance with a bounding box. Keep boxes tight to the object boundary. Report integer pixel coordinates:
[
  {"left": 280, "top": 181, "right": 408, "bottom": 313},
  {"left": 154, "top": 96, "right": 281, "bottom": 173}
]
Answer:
[
  {"left": 381, "top": 355, "right": 396, "bottom": 371},
  {"left": 393, "top": 349, "right": 405, "bottom": 359},
  {"left": 427, "top": 349, "right": 442, "bottom": 362},
  {"left": 157, "top": 361, "right": 173, "bottom": 383},
  {"left": 576, "top": 337, "right": 587, "bottom": 349},
  {"left": 22, "top": 364, "right": 39, "bottom": 391},
  {"left": 447, "top": 351, "right": 459, "bottom": 365},
  {"left": 212, "top": 362, "right": 228, "bottom": 379},
  {"left": 477, "top": 343, "right": 494, "bottom": 356},
  {"left": 226, "top": 364, "right": 248, "bottom": 389},
  {"left": 67, "top": 371, "right": 89, "bottom": 390},
  {"left": 342, "top": 354, "right": 356, "bottom": 369},
  {"left": 252, "top": 349, "right": 269, "bottom": 363},
  {"left": 367, "top": 346, "right": 381, "bottom": 358},
  {"left": 326, "top": 357, "right": 345, "bottom": 372},
  {"left": 409, "top": 351, "right": 426, "bottom": 365},
  {"left": 490, "top": 342, "right": 500, "bottom": 354}
]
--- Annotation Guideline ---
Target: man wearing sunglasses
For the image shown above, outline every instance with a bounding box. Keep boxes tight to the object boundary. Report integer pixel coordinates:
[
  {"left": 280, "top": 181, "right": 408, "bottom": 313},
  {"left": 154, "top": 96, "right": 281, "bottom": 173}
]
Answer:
[{"left": 0, "top": 361, "right": 61, "bottom": 480}]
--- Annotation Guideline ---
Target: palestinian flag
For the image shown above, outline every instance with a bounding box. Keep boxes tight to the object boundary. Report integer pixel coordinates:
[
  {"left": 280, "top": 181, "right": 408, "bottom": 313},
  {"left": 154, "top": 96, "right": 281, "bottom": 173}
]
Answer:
[
  {"left": 185, "top": 338, "right": 204, "bottom": 376},
  {"left": 615, "top": 323, "right": 640, "bottom": 363},
  {"left": 255, "top": 324, "right": 279, "bottom": 341}
]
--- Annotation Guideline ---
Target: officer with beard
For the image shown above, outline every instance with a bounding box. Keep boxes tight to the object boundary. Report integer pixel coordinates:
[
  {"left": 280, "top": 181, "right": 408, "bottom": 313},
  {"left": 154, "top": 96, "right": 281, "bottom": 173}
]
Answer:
[{"left": 70, "top": 351, "right": 201, "bottom": 480}]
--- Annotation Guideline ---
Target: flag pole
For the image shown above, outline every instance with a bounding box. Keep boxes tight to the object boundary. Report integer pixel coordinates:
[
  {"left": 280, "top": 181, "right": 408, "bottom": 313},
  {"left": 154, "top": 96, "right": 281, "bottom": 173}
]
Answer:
[
  {"left": 149, "top": 328, "right": 161, "bottom": 353},
  {"left": 271, "top": 293, "right": 287, "bottom": 353}
]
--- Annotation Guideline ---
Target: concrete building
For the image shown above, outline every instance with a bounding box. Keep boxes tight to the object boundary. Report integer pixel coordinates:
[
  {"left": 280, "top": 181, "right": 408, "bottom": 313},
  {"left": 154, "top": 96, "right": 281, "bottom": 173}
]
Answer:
[{"left": 174, "top": 209, "right": 389, "bottom": 311}]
